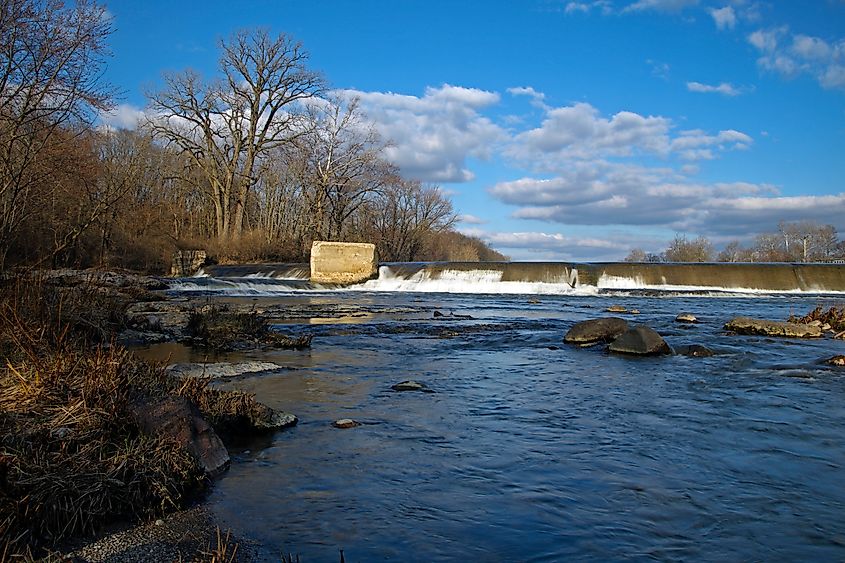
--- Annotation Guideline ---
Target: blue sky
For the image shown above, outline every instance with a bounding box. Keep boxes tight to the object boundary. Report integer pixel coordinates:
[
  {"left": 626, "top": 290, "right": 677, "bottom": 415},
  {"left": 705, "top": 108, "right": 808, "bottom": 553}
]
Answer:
[{"left": 101, "top": 0, "right": 845, "bottom": 260}]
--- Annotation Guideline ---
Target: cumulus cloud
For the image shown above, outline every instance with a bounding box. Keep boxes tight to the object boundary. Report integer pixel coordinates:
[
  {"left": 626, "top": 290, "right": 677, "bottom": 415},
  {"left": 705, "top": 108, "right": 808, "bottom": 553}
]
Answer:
[
  {"left": 458, "top": 214, "right": 487, "bottom": 225},
  {"left": 506, "top": 86, "right": 549, "bottom": 109},
  {"left": 345, "top": 84, "right": 505, "bottom": 183},
  {"left": 509, "top": 102, "right": 672, "bottom": 164},
  {"left": 709, "top": 6, "right": 736, "bottom": 30},
  {"left": 461, "top": 229, "right": 648, "bottom": 261},
  {"left": 489, "top": 160, "right": 845, "bottom": 240},
  {"left": 686, "top": 81, "right": 744, "bottom": 96},
  {"left": 506, "top": 100, "right": 751, "bottom": 169},
  {"left": 99, "top": 103, "right": 146, "bottom": 130},
  {"left": 748, "top": 28, "right": 845, "bottom": 90}
]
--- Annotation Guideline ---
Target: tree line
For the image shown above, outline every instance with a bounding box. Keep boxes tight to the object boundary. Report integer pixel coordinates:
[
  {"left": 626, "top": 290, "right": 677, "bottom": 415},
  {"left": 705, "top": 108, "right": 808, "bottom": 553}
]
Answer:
[
  {"left": 0, "top": 1, "right": 504, "bottom": 272},
  {"left": 626, "top": 222, "right": 845, "bottom": 263}
]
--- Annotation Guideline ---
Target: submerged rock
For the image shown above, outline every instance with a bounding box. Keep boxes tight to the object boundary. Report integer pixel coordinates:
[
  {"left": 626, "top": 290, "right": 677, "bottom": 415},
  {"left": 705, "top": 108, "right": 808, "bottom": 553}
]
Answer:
[
  {"left": 675, "top": 344, "right": 715, "bottom": 357},
  {"left": 676, "top": 313, "right": 698, "bottom": 324},
  {"left": 391, "top": 380, "right": 433, "bottom": 392},
  {"left": 333, "top": 419, "right": 362, "bottom": 429},
  {"left": 606, "top": 305, "right": 628, "bottom": 313},
  {"left": 564, "top": 317, "right": 629, "bottom": 344},
  {"left": 724, "top": 317, "right": 823, "bottom": 338},
  {"left": 608, "top": 326, "right": 671, "bottom": 356}
]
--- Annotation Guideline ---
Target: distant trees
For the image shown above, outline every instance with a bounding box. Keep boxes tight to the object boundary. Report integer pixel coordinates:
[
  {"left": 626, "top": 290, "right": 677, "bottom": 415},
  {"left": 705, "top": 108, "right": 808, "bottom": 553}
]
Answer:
[
  {"left": 625, "top": 222, "right": 845, "bottom": 264},
  {"left": 0, "top": 20, "right": 505, "bottom": 271},
  {"left": 0, "top": 0, "right": 114, "bottom": 266},
  {"left": 663, "top": 234, "right": 714, "bottom": 262}
]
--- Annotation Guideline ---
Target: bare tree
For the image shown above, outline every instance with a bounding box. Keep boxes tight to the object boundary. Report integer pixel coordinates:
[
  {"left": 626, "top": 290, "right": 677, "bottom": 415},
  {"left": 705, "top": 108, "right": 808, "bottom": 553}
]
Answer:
[
  {"left": 288, "top": 95, "right": 393, "bottom": 241},
  {"left": 624, "top": 248, "right": 647, "bottom": 262},
  {"left": 0, "top": 0, "right": 113, "bottom": 266},
  {"left": 663, "top": 234, "right": 714, "bottom": 262},
  {"left": 146, "top": 28, "right": 322, "bottom": 240},
  {"left": 364, "top": 179, "right": 456, "bottom": 261}
]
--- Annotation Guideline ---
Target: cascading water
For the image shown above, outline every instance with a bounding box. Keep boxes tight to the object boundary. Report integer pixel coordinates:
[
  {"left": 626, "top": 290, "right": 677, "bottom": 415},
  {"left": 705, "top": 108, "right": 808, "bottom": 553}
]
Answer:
[{"left": 165, "top": 261, "right": 845, "bottom": 296}]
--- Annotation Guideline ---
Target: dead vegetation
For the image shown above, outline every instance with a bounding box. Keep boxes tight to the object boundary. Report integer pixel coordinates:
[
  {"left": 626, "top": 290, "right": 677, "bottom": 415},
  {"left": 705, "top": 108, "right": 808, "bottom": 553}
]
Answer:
[
  {"left": 186, "top": 305, "right": 312, "bottom": 351},
  {"left": 0, "top": 277, "right": 288, "bottom": 558},
  {"left": 789, "top": 305, "right": 845, "bottom": 333}
]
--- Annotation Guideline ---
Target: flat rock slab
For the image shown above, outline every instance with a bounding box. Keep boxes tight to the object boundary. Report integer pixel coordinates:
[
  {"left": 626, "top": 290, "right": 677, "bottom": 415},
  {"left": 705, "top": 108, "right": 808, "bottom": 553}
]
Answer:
[
  {"left": 564, "top": 317, "right": 629, "bottom": 344},
  {"left": 609, "top": 326, "right": 671, "bottom": 356},
  {"left": 167, "top": 362, "right": 283, "bottom": 380},
  {"left": 725, "top": 317, "right": 823, "bottom": 338}
]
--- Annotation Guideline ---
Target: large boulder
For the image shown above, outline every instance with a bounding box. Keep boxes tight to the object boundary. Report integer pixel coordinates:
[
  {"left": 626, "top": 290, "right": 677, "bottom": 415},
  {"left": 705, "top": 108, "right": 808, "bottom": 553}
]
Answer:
[
  {"left": 564, "top": 317, "right": 629, "bottom": 344},
  {"left": 724, "top": 317, "right": 822, "bottom": 338},
  {"left": 608, "top": 326, "right": 671, "bottom": 356},
  {"left": 130, "top": 396, "right": 229, "bottom": 477}
]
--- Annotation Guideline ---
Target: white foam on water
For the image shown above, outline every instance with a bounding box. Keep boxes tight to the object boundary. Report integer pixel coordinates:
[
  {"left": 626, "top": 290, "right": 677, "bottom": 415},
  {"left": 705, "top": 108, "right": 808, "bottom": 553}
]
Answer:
[
  {"left": 350, "top": 267, "right": 599, "bottom": 295},
  {"left": 596, "top": 274, "right": 845, "bottom": 295},
  {"left": 167, "top": 266, "right": 845, "bottom": 297}
]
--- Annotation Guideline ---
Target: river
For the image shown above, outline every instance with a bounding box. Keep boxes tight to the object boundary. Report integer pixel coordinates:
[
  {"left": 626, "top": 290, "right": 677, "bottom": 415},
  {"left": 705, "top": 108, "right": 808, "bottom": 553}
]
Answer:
[{"left": 140, "top": 265, "right": 845, "bottom": 561}]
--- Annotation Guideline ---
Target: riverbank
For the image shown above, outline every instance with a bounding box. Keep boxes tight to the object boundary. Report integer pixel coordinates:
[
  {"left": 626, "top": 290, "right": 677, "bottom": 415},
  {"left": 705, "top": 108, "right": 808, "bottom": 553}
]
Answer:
[{"left": 0, "top": 270, "right": 293, "bottom": 560}]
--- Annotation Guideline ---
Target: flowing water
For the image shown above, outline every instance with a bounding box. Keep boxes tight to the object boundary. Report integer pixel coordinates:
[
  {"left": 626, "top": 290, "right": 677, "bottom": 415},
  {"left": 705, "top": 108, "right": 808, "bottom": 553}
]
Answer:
[{"left": 148, "top": 264, "right": 845, "bottom": 561}]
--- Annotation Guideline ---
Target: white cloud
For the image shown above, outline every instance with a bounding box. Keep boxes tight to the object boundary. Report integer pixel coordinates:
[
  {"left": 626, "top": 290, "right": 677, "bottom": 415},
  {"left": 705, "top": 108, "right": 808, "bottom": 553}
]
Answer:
[
  {"left": 462, "top": 229, "right": 648, "bottom": 261},
  {"left": 686, "top": 81, "right": 744, "bottom": 96},
  {"left": 509, "top": 102, "right": 672, "bottom": 164},
  {"left": 507, "top": 86, "right": 549, "bottom": 109},
  {"left": 506, "top": 99, "right": 751, "bottom": 169},
  {"left": 624, "top": 0, "right": 699, "bottom": 13},
  {"left": 749, "top": 28, "right": 845, "bottom": 91},
  {"left": 458, "top": 214, "right": 487, "bottom": 225},
  {"left": 489, "top": 160, "right": 845, "bottom": 240},
  {"left": 709, "top": 6, "right": 737, "bottom": 30},
  {"left": 345, "top": 85, "right": 505, "bottom": 183},
  {"left": 563, "top": 1, "right": 615, "bottom": 15},
  {"left": 99, "top": 103, "right": 146, "bottom": 130}
]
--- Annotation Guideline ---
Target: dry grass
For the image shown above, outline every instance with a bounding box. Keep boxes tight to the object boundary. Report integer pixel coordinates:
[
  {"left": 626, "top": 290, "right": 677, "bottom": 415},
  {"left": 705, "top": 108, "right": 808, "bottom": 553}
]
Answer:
[
  {"left": 790, "top": 305, "right": 845, "bottom": 332},
  {"left": 0, "top": 274, "right": 298, "bottom": 559},
  {"left": 0, "top": 278, "right": 207, "bottom": 557},
  {"left": 186, "top": 305, "right": 312, "bottom": 351}
]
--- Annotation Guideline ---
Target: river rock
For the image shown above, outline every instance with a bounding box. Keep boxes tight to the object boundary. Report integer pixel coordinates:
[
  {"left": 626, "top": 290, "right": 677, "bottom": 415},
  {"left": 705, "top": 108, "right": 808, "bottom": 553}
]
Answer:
[
  {"left": 333, "top": 419, "right": 362, "bottom": 429},
  {"left": 674, "top": 344, "right": 714, "bottom": 357},
  {"left": 826, "top": 355, "right": 845, "bottom": 367},
  {"left": 676, "top": 313, "right": 698, "bottom": 323},
  {"left": 391, "top": 380, "right": 433, "bottom": 392},
  {"left": 724, "top": 317, "right": 823, "bottom": 338},
  {"left": 251, "top": 405, "right": 298, "bottom": 430},
  {"left": 606, "top": 305, "right": 627, "bottom": 313},
  {"left": 608, "top": 326, "right": 671, "bottom": 356},
  {"left": 129, "top": 396, "right": 229, "bottom": 476},
  {"left": 167, "top": 361, "right": 283, "bottom": 380},
  {"left": 564, "top": 317, "right": 629, "bottom": 344}
]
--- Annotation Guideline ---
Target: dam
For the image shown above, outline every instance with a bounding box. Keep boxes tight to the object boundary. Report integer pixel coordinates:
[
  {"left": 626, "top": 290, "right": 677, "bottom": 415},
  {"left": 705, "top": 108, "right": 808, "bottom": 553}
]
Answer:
[{"left": 190, "top": 261, "right": 845, "bottom": 294}]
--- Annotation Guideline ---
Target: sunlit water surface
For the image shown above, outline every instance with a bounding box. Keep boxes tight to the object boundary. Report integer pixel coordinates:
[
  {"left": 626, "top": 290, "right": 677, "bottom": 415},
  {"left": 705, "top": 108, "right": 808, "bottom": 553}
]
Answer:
[{"left": 143, "top": 289, "right": 845, "bottom": 562}]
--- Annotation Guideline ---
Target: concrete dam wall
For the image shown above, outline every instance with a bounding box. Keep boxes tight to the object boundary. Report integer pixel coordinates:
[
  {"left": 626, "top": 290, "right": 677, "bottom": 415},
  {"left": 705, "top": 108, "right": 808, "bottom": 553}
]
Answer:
[{"left": 380, "top": 262, "right": 845, "bottom": 292}]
